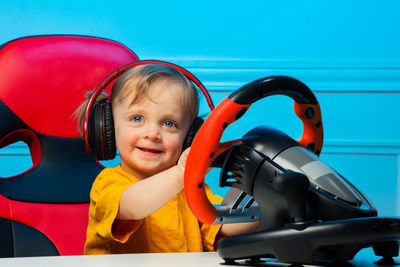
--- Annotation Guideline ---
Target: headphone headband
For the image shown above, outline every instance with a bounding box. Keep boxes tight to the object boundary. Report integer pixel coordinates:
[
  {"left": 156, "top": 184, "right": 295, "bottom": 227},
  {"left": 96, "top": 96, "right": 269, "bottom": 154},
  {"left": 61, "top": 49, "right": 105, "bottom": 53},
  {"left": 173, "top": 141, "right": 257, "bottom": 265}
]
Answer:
[{"left": 84, "top": 60, "right": 214, "bottom": 154}]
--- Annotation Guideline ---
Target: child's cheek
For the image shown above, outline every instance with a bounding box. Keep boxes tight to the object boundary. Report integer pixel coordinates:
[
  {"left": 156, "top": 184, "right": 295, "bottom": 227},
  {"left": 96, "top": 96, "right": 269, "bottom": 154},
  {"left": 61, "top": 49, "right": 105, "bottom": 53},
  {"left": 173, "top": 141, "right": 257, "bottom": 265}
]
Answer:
[{"left": 166, "top": 135, "right": 184, "bottom": 156}]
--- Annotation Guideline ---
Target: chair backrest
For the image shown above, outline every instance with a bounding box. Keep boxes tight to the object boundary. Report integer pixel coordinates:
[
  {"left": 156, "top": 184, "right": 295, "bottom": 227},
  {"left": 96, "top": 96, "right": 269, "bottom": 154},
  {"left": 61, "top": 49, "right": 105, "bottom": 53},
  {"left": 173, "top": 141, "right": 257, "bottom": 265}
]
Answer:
[{"left": 0, "top": 35, "right": 139, "bottom": 256}]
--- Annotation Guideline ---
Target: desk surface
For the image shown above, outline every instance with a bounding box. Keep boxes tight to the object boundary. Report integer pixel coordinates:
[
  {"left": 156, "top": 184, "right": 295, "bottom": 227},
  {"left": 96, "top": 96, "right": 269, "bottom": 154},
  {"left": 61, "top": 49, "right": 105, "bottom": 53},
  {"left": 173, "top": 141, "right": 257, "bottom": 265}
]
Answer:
[{"left": 0, "top": 249, "right": 398, "bottom": 267}]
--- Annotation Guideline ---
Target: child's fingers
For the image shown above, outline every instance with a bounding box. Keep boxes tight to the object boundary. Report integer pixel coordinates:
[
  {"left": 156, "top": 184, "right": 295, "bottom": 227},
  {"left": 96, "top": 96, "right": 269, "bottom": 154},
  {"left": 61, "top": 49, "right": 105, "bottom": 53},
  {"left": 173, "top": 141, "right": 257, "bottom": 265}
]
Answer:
[
  {"left": 178, "top": 148, "right": 191, "bottom": 168},
  {"left": 181, "top": 147, "right": 191, "bottom": 156}
]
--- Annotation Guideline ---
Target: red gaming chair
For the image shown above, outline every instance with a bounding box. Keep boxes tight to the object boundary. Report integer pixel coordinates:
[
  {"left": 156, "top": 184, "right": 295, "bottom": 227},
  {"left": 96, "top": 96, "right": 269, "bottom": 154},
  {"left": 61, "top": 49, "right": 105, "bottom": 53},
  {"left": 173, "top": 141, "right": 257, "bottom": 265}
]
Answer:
[{"left": 0, "top": 35, "right": 138, "bottom": 256}]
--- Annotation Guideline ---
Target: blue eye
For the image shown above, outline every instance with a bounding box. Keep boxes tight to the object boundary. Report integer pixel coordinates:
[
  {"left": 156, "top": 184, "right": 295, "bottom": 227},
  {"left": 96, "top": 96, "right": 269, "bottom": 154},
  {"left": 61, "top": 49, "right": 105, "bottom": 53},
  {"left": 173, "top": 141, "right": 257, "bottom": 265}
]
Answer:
[
  {"left": 164, "top": 120, "right": 176, "bottom": 128},
  {"left": 132, "top": 116, "right": 143, "bottom": 123}
]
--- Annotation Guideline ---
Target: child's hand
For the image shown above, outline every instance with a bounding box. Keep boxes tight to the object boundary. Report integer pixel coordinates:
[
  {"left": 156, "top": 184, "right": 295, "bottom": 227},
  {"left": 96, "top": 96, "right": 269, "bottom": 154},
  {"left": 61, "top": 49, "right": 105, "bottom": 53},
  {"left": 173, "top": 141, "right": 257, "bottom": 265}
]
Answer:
[
  {"left": 177, "top": 148, "right": 190, "bottom": 185},
  {"left": 177, "top": 148, "right": 190, "bottom": 173}
]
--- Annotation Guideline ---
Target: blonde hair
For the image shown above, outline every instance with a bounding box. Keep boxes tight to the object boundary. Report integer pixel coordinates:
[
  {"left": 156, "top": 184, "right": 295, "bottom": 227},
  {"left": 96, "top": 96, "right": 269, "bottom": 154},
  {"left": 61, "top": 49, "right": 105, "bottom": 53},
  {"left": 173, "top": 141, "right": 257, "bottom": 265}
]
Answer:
[{"left": 75, "top": 64, "right": 199, "bottom": 136}]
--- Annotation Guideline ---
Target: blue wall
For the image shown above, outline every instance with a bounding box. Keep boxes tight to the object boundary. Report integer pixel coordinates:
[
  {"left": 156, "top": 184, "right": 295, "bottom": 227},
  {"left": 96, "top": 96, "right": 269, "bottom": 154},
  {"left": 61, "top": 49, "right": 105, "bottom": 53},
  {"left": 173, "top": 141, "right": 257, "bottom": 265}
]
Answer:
[{"left": 0, "top": 0, "right": 399, "bottom": 216}]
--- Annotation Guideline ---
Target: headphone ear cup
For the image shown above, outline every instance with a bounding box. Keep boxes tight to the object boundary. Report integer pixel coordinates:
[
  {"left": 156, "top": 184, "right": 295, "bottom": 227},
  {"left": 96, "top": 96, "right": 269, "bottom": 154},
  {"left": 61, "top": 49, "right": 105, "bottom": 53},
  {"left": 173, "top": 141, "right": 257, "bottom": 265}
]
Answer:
[
  {"left": 88, "top": 102, "right": 116, "bottom": 160},
  {"left": 101, "top": 102, "right": 116, "bottom": 160},
  {"left": 182, "top": 117, "right": 204, "bottom": 152}
]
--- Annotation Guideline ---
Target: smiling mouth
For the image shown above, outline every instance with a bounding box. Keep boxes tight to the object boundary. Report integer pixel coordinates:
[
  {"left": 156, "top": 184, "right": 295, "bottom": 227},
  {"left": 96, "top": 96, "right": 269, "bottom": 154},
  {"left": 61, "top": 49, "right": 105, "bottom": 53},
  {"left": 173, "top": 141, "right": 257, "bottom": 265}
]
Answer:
[{"left": 138, "top": 147, "right": 163, "bottom": 154}]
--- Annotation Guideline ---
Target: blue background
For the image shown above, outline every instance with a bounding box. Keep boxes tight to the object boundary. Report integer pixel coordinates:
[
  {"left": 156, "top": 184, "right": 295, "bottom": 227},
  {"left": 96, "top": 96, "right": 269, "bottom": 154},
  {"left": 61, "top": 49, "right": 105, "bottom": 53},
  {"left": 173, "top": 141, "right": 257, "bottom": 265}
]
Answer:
[{"left": 0, "top": 0, "right": 399, "bottom": 216}]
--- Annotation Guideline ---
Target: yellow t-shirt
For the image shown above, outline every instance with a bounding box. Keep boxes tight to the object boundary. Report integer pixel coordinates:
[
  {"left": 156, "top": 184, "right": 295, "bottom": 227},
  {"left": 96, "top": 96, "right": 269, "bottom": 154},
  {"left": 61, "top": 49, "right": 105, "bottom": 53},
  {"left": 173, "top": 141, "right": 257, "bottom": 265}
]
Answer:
[{"left": 84, "top": 165, "right": 223, "bottom": 255}]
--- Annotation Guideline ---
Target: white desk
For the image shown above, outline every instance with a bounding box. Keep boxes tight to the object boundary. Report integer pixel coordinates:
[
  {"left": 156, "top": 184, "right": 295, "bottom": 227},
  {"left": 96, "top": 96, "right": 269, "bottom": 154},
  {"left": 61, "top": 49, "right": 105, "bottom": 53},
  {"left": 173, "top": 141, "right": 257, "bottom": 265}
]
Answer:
[{"left": 0, "top": 249, "right": 397, "bottom": 267}]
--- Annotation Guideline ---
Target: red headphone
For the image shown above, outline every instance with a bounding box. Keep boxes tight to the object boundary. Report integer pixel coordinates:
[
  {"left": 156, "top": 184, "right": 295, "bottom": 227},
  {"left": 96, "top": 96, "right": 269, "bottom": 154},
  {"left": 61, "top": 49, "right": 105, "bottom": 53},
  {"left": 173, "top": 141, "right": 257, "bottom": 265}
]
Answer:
[{"left": 83, "top": 60, "right": 215, "bottom": 160}]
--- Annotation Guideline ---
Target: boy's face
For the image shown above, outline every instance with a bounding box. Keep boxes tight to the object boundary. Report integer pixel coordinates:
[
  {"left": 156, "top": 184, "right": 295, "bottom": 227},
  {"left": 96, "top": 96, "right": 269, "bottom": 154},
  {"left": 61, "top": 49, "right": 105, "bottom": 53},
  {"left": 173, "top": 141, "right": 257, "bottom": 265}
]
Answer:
[{"left": 113, "top": 79, "right": 192, "bottom": 179}]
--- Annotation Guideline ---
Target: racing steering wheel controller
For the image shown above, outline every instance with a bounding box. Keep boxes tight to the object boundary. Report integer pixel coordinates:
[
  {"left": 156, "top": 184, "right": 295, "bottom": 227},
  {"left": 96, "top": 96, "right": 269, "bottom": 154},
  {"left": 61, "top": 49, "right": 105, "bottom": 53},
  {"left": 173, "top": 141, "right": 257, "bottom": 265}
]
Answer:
[{"left": 184, "top": 76, "right": 400, "bottom": 265}]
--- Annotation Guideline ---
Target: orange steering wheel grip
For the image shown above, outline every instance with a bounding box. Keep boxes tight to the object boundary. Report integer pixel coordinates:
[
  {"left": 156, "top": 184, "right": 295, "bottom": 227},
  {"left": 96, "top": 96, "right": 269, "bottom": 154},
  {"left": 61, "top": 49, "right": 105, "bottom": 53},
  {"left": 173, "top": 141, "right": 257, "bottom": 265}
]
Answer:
[
  {"left": 184, "top": 76, "right": 324, "bottom": 225},
  {"left": 294, "top": 102, "right": 323, "bottom": 156},
  {"left": 184, "top": 98, "right": 249, "bottom": 224}
]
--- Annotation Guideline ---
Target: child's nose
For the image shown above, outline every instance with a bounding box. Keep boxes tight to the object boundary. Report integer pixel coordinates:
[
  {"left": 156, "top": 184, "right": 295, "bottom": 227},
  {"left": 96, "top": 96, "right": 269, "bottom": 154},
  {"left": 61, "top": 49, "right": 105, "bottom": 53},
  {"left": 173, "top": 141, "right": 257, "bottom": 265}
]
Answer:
[{"left": 145, "top": 123, "right": 161, "bottom": 140}]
